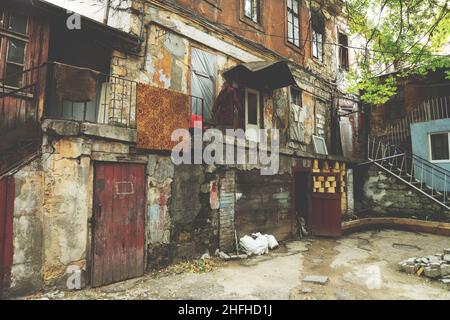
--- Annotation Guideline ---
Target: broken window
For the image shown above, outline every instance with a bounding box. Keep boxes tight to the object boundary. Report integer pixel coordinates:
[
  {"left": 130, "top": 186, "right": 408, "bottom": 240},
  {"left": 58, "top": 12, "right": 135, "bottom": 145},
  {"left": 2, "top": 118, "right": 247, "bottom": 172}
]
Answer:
[
  {"left": 311, "top": 11, "right": 324, "bottom": 63},
  {"left": 287, "top": 0, "right": 300, "bottom": 47},
  {"left": 290, "top": 87, "right": 302, "bottom": 106},
  {"left": 338, "top": 32, "right": 349, "bottom": 71},
  {"left": 244, "top": 0, "right": 260, "bottom": 24},
  {"left": 430, "top": 133, "right": 450, "bottom": 161},
  {"left": 0, "top": 10, "right": 29, "bottom": 87}
]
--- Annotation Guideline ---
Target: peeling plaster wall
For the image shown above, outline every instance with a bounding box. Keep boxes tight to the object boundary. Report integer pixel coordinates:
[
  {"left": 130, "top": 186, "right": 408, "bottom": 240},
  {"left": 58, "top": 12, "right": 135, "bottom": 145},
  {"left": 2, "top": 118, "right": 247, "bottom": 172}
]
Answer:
[
  {"left": 41, "top": 137, "right": 91, "bottom": 286},
  {"left": 10, "top": 160, "right": 44, "bottom": 295}
]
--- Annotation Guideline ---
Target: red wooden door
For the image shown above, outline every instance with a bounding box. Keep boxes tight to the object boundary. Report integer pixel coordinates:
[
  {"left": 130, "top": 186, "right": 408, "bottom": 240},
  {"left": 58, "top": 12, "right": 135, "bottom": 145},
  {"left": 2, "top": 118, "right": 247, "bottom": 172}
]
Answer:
[
  {"left": 0, "top": 176, "right": 14, "bottom": 296},
  {"left": 311, "top": 193, "right": 342, "bottom": 237},
  {"left": 92, "top": 163, "right": 145, "bottom": 287}
]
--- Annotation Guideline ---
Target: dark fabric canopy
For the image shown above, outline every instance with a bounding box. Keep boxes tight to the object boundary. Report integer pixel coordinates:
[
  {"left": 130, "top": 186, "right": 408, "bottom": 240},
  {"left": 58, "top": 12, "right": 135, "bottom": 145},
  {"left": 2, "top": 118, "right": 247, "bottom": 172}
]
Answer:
[{"left": 222, "top": 60, "right": 298, "bottom": 91}]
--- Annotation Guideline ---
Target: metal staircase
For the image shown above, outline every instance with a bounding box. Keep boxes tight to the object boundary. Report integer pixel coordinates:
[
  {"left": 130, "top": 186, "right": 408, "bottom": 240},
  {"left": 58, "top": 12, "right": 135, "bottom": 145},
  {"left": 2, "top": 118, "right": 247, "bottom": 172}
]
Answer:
[{"left": 367, "top": 136, "right": 450, "bottom": 210}]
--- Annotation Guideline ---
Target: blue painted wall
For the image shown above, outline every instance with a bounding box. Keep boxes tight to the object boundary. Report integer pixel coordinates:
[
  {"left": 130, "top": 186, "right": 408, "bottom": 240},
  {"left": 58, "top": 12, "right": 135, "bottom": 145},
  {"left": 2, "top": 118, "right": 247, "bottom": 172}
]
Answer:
[{"left": 411, "top": 119, "right": 450, "bottom": 191}]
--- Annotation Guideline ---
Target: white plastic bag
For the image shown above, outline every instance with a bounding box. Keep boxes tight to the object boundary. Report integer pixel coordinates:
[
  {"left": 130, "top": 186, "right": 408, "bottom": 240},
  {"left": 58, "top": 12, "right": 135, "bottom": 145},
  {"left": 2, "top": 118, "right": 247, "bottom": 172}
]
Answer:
[
  {"left": 240, "top": 234, "right": 269, "bottom": 256},
  {"left": 264, "top": 234, "right": 279, "bottom": 250},
  {"left": 253, "top": 233, "right": 269, "bottom": 255}
]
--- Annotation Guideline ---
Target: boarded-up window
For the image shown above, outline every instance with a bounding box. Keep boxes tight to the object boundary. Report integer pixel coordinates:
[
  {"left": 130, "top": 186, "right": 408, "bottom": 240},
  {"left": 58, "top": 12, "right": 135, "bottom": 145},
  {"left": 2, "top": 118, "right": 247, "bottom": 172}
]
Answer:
[{"left": 190, "top": 48, "right": 216, "bottom": 125}]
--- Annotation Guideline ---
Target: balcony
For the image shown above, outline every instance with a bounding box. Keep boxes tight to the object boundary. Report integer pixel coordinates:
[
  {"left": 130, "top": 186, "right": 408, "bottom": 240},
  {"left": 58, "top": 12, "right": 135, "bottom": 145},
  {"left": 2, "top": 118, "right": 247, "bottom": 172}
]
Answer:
[{"left": 44, "top": 61, "right": 137, "bottom": 129}]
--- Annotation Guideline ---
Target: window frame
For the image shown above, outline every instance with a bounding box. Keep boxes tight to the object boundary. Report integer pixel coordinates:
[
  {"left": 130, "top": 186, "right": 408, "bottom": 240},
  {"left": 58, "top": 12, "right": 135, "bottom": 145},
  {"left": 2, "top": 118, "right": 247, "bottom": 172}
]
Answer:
[
  {"left": 243, "top": 0, "right": 261, "bottom": 25},
  {"left": 244, "top": 88, "right": 261, "bottom": 142},
  {"left": 429, "top": 132, "right": 450, "bottom": 163},
  {"left": 312, "top": 28, "right": 323, "bottom": 62},
  {"left": 338, "top": 32, "right": 349, "bottom": 71},
  {"left": 286, "top": 0, "right": 300, "bottom": 48},
  {"left": 313, "top": 135, "right": 328, "bottom": 156},
  {"left": 290, "top": 86, "right": 302, "bottom": 106},
  {"left": 0, "top": 9, "right": 29, "bottom": 88}
]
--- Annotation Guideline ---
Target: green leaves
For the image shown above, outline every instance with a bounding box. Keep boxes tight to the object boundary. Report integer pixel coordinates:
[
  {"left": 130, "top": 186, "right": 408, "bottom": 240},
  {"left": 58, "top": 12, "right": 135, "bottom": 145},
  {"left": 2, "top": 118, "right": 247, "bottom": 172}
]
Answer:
[{"left": 344, "top": 0, "right": 450, "bottom": 104}]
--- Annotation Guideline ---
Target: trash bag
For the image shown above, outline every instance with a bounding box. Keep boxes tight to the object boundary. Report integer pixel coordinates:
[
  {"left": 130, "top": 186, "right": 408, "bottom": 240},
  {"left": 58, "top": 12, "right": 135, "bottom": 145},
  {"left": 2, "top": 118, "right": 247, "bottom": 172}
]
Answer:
[
  {"left": 264, "top": 234, "right": 279, "bottom": 250},
  {"left": 240, "top": 234, "right": 269, "bottom": 256}
]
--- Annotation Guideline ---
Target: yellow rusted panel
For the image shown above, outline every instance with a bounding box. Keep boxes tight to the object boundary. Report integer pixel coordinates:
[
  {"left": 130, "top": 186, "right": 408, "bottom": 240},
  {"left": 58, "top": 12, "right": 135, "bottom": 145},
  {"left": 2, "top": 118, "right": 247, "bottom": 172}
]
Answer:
[{"left": 136, "top": 83, "right": 190, "bottom": 151}]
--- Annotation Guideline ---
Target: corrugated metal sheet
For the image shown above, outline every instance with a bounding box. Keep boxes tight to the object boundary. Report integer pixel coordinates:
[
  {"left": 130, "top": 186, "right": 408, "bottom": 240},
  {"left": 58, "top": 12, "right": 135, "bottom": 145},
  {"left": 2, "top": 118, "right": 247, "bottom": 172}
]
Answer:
[{"left": 136, "top": 84, "right": 190, "bottom": 151}]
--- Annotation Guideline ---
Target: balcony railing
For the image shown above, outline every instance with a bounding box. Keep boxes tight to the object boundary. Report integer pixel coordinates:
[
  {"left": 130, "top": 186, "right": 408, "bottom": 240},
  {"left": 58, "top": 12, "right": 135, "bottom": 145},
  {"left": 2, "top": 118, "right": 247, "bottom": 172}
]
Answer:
[{"left": 45, "top": 61, "right": 137, "bottom": 129}]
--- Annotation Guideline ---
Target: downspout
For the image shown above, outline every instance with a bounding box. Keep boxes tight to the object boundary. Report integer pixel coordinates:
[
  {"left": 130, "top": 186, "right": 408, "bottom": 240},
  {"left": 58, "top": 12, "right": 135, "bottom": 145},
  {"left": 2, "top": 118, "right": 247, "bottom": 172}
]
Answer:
[{"left": 103, "top": 0, "right": 111, "bottom": 24}]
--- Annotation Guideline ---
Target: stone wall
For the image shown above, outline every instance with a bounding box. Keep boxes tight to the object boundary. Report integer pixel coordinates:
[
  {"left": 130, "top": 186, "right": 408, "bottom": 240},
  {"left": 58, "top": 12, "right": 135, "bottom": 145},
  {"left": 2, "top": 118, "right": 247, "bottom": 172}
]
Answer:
[{"left": 355, "top": 165, "right": 450, "bottom": 221}]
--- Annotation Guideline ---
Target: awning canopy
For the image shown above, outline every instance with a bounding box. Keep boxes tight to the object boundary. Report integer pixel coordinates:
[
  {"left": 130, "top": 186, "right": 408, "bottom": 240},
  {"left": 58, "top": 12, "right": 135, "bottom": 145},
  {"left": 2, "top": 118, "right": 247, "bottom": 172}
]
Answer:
[{"left": 222, "top": 60, "right": 298, "bottom": 91}]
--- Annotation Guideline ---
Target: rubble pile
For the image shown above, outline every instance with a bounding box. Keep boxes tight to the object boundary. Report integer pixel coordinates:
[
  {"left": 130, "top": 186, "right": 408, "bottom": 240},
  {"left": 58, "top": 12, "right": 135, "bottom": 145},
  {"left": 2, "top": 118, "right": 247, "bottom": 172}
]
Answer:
[{"left": 398, "top": 248, "right": 450, "bottom": 287}]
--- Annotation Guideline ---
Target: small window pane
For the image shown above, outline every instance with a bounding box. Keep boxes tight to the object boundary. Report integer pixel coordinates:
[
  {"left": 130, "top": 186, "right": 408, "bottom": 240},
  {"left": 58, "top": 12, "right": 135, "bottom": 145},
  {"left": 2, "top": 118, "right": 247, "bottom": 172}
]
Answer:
[
  {"left": 291, "top": 88, "right": 302, "bottom": 106},
  {"left": 9, "top": 13, "right": 27, "bottom": 34},
  {"left": 431, "top": 134, "right": 450, "bottom": 161},
  {"left": 244, "top": 0, "right": 252, "bottom": 18},
  {"left": 248, "top": 92, "right": 258, "bottom": 125},
  {"left": 5, "top": 64, "right": 24, "bottom": 87},
  {"left": 7, "top": 39, "right": 25, "bottom": 64}
]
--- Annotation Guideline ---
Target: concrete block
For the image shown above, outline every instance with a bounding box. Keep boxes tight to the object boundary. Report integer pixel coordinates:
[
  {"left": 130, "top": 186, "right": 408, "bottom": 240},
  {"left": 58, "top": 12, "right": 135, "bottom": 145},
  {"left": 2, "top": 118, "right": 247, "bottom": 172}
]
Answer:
[
  {"left": 81, "top": 122, "right": 136, "bottom": 142},
  {"left": 42, "top": 119, "right": 80, "bottom": 136}
]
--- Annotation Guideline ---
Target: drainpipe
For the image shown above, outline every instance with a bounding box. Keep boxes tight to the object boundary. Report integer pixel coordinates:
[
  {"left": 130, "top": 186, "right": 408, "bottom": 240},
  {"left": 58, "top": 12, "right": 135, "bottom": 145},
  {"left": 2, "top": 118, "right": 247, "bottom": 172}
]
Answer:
[{"left": 103, "top": 0, "right": 111, "bottom": 24}]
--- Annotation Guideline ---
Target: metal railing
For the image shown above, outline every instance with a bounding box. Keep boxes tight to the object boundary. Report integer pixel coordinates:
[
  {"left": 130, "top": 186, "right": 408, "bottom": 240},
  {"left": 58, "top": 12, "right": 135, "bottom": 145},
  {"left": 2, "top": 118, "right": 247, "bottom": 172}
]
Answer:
[
  {"left": 45, "top": 61, "right": 137, "bottom": 129},
  {"left": 367, "top": 135, "right": 450, "bottom": 210},
  {"left": 380, "top": 96, "right": 450, "bottom": 146}
]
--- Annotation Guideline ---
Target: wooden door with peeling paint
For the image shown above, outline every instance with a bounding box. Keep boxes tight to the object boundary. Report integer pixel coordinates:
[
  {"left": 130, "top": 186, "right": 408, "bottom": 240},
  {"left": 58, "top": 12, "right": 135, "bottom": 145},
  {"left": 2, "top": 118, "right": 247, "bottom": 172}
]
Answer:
[
  {"left": 0, "top": 176, "right": 14, "bottom": 296},
  {"left": 91, "top": 163, "right": 145, "bottom": 287}
]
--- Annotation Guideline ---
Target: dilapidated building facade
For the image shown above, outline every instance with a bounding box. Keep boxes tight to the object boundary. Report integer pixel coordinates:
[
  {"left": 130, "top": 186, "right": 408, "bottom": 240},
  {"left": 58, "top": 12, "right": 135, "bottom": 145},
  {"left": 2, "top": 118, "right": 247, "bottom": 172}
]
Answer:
[{"left": 0, "top": 0, "right": 361, "bottom": 296}]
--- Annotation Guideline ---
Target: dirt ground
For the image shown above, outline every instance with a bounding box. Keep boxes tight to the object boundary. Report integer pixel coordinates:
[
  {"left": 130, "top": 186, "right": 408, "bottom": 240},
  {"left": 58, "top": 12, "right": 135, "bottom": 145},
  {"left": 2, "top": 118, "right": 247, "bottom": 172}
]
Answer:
[{"left": 20, "top": 230, "right": 450, "bottom": 300}]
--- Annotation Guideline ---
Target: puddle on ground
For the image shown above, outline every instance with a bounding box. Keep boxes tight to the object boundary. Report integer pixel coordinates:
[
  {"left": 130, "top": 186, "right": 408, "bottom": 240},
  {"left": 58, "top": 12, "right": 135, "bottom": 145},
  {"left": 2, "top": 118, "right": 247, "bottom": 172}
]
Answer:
[{"left": 392, "top": 243, "right": 421, "bottom": 251}]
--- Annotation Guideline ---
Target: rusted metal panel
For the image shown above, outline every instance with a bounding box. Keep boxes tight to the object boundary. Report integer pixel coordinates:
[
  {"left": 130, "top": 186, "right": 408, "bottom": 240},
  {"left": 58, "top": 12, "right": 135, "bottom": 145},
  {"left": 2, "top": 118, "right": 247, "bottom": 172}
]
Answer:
[
  {"left": 91, "top": 163, "right": 145, "bottom": 287},
  {"left": 235, "top": 171, "right": 293, "bottom": 241},
  {"left": 311, "top": 192, "right": 342, "bottom": 237},
  {"left": 136, "top": 83, "right": 190, "bottom": 151},
  {"left": 0, "top": 176, "right": 14, "bottom": 296}
]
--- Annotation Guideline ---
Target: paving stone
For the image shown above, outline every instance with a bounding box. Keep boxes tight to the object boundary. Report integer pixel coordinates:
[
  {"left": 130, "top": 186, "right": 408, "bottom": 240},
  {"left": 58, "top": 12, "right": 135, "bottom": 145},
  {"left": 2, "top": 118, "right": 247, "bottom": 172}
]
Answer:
[
  {"left": 303, "top": 275, "right": 329, "bottom": 285},
  {"left": 301, "top": 287, "right": 312, "bottom": 294},
  {"left": 424, "top": 266, "right": 441, "bottom": 278},
  {"left": 427, "top": 256, "right": 441, "bottom": 264},
  {"left": 440, "top": 264, "right": 450, "bottom": 277}
]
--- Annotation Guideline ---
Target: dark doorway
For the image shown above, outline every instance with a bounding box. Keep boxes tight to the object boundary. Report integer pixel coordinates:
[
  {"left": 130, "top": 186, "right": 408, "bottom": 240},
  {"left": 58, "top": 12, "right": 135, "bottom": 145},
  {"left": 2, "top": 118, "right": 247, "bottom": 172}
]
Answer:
[{"left": 293, "top": 168, "right": 312, "bottom": 235}]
